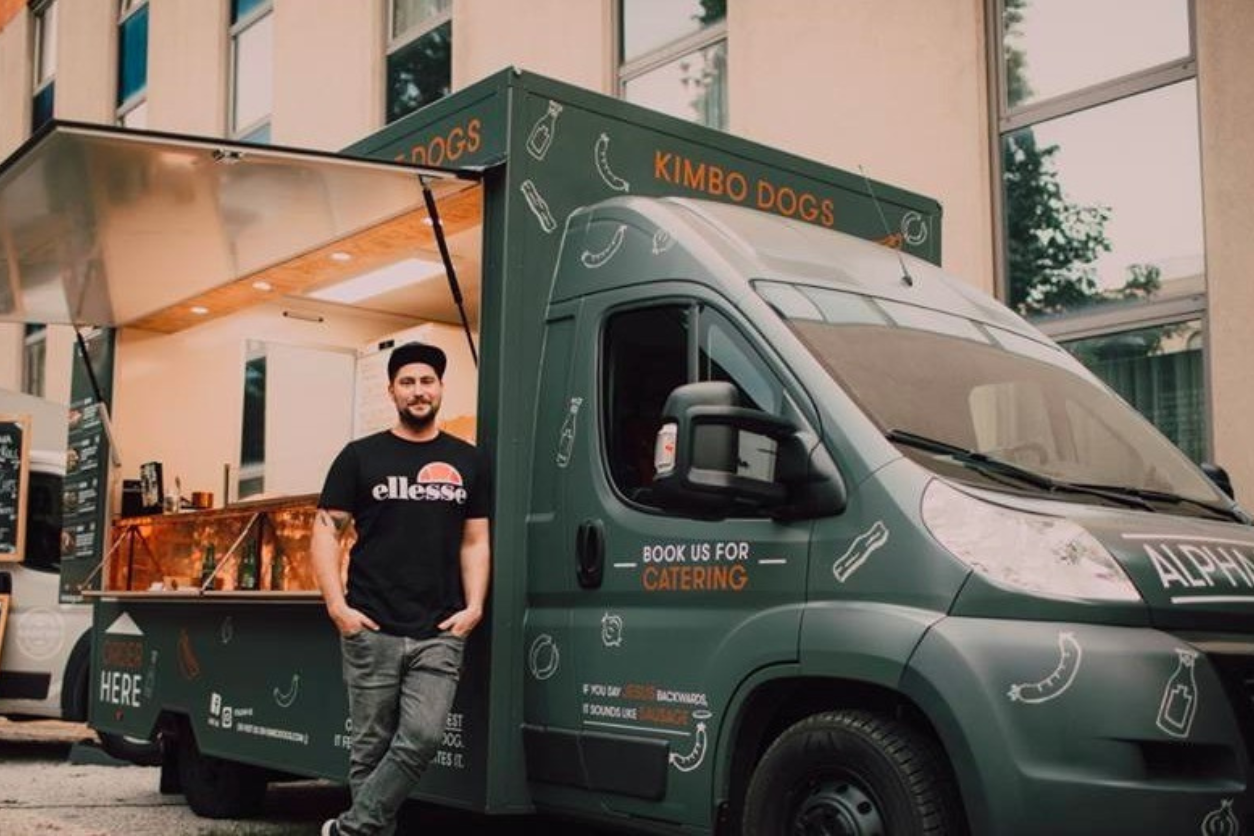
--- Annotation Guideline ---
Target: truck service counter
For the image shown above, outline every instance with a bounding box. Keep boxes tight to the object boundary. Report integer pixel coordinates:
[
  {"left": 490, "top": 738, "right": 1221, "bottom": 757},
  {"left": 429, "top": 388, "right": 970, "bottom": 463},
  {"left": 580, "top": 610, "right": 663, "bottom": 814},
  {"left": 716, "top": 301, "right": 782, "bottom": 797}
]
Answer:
[{"left": 97, "top": 495, "right": 325, "bottom": 599}]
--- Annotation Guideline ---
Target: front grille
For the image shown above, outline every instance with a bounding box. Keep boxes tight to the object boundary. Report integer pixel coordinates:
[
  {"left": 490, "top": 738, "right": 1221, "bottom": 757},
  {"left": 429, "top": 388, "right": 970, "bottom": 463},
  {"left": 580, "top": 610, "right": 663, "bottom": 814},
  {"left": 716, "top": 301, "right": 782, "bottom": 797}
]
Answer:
[{"left": 1206, "top": 650, "right": 1254, "bottom": 759}]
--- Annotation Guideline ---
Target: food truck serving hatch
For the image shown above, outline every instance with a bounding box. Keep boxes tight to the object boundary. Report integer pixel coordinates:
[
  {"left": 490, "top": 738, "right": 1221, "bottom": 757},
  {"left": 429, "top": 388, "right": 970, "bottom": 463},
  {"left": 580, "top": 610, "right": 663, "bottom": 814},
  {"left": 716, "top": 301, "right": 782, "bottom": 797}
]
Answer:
[{"left": 0, "top": 122, "right": 481, "bottom": 330}]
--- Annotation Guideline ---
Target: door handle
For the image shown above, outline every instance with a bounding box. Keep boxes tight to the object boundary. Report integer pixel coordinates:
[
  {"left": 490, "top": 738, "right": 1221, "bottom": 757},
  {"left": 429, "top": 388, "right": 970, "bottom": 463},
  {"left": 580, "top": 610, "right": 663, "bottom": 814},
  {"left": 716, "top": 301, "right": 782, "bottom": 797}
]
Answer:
[{"left": 576, "top": 519, "right": 605, "bottom": 589}]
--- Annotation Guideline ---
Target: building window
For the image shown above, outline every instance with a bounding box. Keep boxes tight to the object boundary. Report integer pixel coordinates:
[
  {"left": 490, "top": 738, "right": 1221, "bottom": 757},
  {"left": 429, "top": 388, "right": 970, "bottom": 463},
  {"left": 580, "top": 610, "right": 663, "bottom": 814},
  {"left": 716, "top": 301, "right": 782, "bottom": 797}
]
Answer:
[
  {"left": 618, "top": 0, "right": 727, "bottom": 129},
  {"left": 386, "top": 0, "right": 452, "bottom": 124},
  {"left": 991, "top": 0, "right": 1205, "bottom": 457},
  {"left": 22, "top": 324, "right": 47, "bottom": 398},
  {"left": 117, "top": 0, "right": 149, "bottom": 128},
  {"left": 1062, "top": 320, "right": 1205, "bottom": 462},
  {"left": 31, "top": 0, "right": 57, "bottom": 132},
  {"left": 230, "top": 0, "right": 273, "bottom": 142}
]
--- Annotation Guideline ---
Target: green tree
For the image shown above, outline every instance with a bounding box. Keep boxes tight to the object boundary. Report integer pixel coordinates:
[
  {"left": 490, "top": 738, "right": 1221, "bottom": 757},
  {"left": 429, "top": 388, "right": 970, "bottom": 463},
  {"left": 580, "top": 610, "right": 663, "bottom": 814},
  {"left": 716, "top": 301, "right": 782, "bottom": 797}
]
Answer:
[{"left": 1000, "top": 0, "right": 1165, "bottom": 318}]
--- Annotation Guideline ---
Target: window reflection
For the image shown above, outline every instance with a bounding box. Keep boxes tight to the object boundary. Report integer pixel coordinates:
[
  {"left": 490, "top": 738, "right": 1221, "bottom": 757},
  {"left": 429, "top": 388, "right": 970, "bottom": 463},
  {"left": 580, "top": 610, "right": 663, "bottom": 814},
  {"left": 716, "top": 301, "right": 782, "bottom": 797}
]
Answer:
[
  {"left": 233, "top": 10, "right": 274, "bottom": 138},
  {"left": 1063, "top": 320, "right": 1205, "bottom": 462},
  {"left": 623, "top": 39, "right": 726, "bottom": 129},
  {"left": 1004, "top": 81, "right": 1203, "bottom": 318},
  {"left": 386, "top": 21, "right": 451, "bottom": 123},
  {"left": 1003, "top": 0, "right": 1190, "bottom": 110},
  {"left": 393, "top": 0, "right": 450, "bottom": 40},
  {"left": 621, "top": 0, "right": 725, "bottom": 62}
]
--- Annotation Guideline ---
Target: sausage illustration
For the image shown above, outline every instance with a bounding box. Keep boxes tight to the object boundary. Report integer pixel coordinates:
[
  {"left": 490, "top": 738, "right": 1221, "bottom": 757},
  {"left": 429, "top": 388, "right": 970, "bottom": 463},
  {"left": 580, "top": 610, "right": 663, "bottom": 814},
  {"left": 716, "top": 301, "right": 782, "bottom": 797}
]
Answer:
[
  {"left": 580, "top": 224, "right": 628, "bottom": 269},
  {"left": 1007, "top": 632, "right": 1082, "bottom": 704},
  {"left": 594, "top": 133, "right": 630, "bottom": 193},
  {"left": 528, "top": 634, "right": 560, "bottom": 680},
  {"left": 177, "top": 628, "right": 201, "bottom": 681},
  {"left": 273, "top": 673, "right": 300, "bottom": 708},
  {"left": 669, "top": 720, "right": 709, "bottom": 772}
]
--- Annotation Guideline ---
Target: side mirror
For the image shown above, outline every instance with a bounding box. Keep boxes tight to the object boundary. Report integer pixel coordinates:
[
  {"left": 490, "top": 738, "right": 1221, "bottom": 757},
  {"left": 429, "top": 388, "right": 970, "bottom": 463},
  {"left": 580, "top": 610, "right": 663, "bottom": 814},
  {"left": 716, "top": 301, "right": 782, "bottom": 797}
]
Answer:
[
  {"left": 1201, "top": 462, "right": 1235, "bottom": 500},
  {"left": 651, "top": 381, "right": 845, "bottom": 519}
]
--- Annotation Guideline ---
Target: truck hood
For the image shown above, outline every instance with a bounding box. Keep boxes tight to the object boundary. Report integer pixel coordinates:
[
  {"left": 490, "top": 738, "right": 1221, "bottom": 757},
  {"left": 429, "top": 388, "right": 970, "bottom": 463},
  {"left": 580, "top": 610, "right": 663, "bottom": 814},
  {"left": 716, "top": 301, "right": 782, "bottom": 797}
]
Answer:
[{"left": 960, "top": 484, "right": 1254, "bottom": 633}]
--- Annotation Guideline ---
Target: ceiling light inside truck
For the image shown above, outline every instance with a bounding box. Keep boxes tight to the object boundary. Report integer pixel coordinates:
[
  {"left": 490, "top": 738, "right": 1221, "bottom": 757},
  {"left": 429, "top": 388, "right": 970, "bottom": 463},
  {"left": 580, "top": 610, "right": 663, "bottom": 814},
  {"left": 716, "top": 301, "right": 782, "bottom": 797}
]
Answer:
[{"left": 307, "top": 256, "right": 445, "bottom": 303}]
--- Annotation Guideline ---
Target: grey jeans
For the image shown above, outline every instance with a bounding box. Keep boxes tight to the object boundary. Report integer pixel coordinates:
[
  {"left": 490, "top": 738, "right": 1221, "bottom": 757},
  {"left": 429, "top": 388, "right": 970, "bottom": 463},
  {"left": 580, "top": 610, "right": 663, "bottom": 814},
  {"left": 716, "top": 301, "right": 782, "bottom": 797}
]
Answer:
[{"left": 336, "top": 629, "right": 465, "bottom": 836}]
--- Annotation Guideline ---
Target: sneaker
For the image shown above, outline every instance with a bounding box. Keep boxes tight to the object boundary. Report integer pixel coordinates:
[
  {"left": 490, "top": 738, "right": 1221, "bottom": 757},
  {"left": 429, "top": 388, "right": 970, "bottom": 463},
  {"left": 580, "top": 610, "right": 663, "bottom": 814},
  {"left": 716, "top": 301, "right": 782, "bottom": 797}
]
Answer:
[{"left": 321, "top": 819, "right": 341, "bottom": 836}]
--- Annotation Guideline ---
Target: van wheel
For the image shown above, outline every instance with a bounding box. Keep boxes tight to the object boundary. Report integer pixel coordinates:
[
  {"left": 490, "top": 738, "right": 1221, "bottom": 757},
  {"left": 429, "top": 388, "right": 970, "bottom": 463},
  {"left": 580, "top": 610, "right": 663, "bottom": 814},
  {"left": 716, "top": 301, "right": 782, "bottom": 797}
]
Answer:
[
  {"left": 742, "top": 710, "right": 961, "bottom": 836},
  {"left": 99, "top": 731, "right": 163, "bottom": 767},
  {"left": 176, "top": 725, "right": 267, "bottom": 819}
]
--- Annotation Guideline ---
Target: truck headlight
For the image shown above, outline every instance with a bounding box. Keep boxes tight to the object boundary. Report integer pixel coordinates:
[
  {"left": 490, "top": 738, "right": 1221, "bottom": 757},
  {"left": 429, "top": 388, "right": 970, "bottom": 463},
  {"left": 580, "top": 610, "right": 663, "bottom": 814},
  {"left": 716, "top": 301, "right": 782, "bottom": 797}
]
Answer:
[{"left": 922, "top": 480, "right": 1141, "bottom": 602}]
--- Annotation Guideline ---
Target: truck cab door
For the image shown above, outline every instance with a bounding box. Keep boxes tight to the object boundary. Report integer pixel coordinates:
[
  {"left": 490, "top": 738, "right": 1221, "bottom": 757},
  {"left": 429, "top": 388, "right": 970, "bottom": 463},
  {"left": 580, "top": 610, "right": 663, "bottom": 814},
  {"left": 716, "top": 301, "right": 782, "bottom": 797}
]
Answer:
[{"left": 531, "top": 288, "right": 815, "bottom": 829}]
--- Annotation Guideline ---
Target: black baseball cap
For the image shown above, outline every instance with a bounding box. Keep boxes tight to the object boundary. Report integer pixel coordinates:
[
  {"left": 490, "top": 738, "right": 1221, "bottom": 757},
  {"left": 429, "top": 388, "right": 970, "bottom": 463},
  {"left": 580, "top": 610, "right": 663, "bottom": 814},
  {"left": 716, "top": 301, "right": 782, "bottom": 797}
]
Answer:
[{"left": 387, "top": 342, "right": 447, "bottom": 381}]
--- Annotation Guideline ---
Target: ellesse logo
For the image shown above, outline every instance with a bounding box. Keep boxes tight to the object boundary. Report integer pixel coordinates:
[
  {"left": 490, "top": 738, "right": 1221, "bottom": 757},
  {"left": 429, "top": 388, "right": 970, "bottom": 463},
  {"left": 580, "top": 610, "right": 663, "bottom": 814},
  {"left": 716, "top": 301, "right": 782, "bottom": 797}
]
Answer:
[{"left": 372, "top": 462, "right": 468, "bottom": 504}]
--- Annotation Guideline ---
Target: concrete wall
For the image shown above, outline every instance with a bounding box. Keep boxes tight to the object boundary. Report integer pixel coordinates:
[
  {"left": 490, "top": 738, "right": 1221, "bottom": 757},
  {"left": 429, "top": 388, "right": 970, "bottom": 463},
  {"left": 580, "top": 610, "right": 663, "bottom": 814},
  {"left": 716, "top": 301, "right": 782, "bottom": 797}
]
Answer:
[
  {"left": 55, "top": 0, "right": 114, "bottom": 123},
  {"left": 730, "top": 0, "right": 994, "bottom": 291},
  {"left": 454, "top": 0, "right": 613, "bottom": 94},
  {"left": 148, "top": 0, "right": 228, "bottom": 135},
  {"left": 1198, "top": 1, "right": 1254, "bottom": 500},
  {"left": 273, "top": 0, "right": 381, "bottom": 150},
  {"left": 0, "top": 8, "right": 30, "bottom": 158}
]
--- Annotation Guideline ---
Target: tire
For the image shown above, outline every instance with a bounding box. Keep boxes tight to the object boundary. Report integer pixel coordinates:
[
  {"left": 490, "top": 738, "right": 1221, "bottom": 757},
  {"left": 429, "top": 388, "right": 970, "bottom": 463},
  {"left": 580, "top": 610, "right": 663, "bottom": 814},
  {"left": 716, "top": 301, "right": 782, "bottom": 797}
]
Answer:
[
  {"left": 742, "top": 710, "right": 963, "bottom": 836},
  {"left": 176, "top": 725, "right": 267, "bottom": 819},
  {"left": 99, "top": 730, "right": 163, "bottom": 767}
]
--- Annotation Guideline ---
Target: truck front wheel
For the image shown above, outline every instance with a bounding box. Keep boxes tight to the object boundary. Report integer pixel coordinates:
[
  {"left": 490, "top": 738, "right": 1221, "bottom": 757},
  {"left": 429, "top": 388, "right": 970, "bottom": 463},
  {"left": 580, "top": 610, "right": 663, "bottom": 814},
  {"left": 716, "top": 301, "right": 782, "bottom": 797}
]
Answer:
[
  {"left": 742, "top": 710, "right": 962, "bottom": 836},
  {"left": 176, "top": 726, "right": 267, "bottom": 819}
]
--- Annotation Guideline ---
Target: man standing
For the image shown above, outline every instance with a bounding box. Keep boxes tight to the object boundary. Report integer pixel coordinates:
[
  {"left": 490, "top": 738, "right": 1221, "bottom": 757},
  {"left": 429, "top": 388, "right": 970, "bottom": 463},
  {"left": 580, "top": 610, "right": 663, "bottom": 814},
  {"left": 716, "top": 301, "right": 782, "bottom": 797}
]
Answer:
[{"left": 312, "top": 342, "right": 490, "bottom": 836}]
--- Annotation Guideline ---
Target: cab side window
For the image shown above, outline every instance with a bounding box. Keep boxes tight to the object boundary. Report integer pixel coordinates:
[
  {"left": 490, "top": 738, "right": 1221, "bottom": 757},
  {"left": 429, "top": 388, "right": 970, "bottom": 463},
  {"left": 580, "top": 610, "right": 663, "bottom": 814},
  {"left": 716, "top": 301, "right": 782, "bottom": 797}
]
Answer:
[
  {"left": 603, "top": 306, "right": 689, "bottom": 499},
  {"left": 602, "top": 303, "right": 784, "bottom": 507}
]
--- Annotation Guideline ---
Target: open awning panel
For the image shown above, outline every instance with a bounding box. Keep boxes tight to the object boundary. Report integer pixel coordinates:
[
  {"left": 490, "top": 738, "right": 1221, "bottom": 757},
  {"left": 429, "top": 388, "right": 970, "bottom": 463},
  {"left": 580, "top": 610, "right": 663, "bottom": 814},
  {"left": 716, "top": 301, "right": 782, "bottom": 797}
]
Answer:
[{"left": 0, "top": 123, "right": 478, "bottom": 328}]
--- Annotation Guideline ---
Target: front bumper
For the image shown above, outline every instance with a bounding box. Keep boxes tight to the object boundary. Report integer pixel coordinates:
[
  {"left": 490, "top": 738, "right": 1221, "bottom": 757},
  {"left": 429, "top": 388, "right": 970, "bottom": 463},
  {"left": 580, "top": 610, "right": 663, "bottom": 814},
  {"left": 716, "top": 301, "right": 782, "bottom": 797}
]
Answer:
[{"left": 901, "top": 617, "right": 1249, "bottom": 836}]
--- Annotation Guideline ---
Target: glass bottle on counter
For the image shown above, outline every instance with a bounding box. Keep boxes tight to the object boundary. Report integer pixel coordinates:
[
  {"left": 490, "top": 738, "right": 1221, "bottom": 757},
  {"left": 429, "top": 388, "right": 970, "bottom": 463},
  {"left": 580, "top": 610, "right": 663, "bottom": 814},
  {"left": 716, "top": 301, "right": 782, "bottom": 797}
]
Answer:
[
  {"left": 237, "top": 539, "right": 259, "bottom": 590},
  {"left": 199, "top": 542, "right": 217, "bottom": 588}
]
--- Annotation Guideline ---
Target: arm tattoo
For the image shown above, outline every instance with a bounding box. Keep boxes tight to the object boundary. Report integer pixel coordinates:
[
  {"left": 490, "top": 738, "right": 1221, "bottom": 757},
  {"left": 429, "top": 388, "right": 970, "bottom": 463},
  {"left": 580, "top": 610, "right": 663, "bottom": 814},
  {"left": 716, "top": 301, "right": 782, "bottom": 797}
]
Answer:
[{"left": 317, "top": 509, "right": 352, "bottom": 537}]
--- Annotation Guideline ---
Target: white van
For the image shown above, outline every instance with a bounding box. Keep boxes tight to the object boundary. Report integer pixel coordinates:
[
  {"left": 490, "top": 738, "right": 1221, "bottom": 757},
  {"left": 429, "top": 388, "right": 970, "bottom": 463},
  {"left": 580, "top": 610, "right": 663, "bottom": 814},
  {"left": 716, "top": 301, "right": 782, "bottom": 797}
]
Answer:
[{"left": 0, "top": 391, "right": 156, "bottom": 764}]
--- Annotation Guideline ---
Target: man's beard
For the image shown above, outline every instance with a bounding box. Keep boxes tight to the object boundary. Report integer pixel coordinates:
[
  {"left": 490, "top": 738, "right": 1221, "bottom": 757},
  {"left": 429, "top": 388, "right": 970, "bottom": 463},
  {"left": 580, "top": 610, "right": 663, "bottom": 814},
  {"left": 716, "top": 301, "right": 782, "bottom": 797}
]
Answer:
[{"left": 398, "top": 400, "right": 438, "bottom": 431}]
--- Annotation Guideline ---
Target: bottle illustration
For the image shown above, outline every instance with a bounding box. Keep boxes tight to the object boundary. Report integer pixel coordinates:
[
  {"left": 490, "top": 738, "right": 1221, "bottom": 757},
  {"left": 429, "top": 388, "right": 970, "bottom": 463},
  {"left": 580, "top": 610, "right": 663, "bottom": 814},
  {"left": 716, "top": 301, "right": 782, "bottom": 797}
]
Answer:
[
  {"left": 526, "top": 100, "right": 562, "bottom": 161},
  {"left": 1156, "top": 648, "right": 1199, "bottom": 738},
  {"left": 556, "top": 397, "right": 583, "bottom": 468},
  {"left": 141, "top": 650, "right": 158, "bottom": 701},
  {"left": 237, "top": 539, "right": 259, "bottom": 591},
  {"left": 199, "top": 542, "right": 217, "bottom": 588}
]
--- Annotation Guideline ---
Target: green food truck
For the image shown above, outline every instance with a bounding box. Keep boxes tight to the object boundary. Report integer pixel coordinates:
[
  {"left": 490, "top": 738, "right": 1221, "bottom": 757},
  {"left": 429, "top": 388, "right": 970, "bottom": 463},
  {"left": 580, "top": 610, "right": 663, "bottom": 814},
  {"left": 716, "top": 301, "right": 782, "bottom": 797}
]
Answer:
[{"left": 0, "top": 69, "right": 1249, "bottom": 836}]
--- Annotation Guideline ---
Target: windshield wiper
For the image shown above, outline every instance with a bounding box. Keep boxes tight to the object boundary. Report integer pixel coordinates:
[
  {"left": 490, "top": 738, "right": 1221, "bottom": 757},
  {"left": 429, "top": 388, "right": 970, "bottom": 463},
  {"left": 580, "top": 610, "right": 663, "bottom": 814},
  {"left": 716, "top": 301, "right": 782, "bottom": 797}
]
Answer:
[
  {"left": 1070, "top": 483, "right": 1245, "bottom": 523},
  {"left": 886, "top": 429, "right": 1155, "bottom": 511}
]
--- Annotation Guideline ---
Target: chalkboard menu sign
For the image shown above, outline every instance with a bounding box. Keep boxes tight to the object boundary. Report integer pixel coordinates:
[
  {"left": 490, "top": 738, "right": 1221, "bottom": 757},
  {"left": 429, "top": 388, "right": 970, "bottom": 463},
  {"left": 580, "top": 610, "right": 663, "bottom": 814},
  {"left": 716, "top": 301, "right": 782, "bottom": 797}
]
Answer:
[
  {"left": 0, "top": 414, "right": 30, "bottom": 562},
  {"left": 60, "top": 328, "right": 116, "bottom": 603}
]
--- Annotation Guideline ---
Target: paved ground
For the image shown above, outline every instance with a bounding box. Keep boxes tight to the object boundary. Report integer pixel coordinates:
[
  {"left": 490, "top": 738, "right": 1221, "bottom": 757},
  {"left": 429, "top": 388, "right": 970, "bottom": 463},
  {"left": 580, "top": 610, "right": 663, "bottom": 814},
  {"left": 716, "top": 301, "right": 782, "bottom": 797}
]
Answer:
[{"left": 0, "top": 719, "right": 611, "bottom": 835}]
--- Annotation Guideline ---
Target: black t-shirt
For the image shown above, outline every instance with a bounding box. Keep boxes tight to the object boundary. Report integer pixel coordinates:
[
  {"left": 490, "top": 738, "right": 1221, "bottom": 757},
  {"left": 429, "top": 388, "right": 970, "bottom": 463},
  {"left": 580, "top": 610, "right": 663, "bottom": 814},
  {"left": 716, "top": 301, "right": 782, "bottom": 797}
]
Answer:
[{"left": 318, "top": 430, "right": 491, "bottom": 639}]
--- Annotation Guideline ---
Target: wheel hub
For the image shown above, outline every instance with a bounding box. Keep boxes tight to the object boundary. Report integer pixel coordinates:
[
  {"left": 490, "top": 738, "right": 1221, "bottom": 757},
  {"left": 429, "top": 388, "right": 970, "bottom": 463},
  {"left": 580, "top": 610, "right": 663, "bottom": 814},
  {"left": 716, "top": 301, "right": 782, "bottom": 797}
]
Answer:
[{"left": 791, "top": 778, "right": 884, "bottom": 836}]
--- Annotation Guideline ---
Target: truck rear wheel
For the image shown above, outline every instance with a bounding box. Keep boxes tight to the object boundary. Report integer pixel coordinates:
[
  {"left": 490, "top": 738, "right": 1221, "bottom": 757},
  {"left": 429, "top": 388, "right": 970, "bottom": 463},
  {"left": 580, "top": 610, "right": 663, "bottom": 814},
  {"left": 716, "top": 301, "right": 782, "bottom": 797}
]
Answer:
[
  {"left": 176, "top": 725, "right": 267, "bottom": 819},
  {"left": 742, "top": 710, "right": 961, "bottom": 836}
]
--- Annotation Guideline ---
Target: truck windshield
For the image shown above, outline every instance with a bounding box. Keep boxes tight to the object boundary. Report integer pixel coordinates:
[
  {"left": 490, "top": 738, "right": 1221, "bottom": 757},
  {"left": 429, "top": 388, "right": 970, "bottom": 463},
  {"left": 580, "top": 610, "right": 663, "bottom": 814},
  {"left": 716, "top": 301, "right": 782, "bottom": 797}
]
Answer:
[{"left": 757, "top": 281, "right": 1227, "bottom": 508}]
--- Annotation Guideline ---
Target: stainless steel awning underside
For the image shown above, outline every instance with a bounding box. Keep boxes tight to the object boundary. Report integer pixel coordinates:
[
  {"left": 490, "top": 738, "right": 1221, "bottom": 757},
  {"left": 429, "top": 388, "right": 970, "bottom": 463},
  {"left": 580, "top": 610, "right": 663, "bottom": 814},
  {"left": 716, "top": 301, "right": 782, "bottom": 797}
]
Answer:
[{"left": 0, "top": 122, "right": 477, "bottom": 327}]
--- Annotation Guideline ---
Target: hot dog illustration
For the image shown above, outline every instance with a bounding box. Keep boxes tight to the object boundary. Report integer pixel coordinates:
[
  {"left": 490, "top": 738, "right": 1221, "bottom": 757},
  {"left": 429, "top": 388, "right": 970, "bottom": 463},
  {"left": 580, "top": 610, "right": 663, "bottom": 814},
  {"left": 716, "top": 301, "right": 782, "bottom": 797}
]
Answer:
[
  {"left": 594, "top": 133, "right": 630, "bottom": 192},
  {"left": 580, "top": 224, "right": 627, "bottom": 269},
  {"left": 1007, "top": 632, "right": 1082, "bottom": 704},
  {"left": 669, "top": 710, "right": 712, "bottom": 772}
]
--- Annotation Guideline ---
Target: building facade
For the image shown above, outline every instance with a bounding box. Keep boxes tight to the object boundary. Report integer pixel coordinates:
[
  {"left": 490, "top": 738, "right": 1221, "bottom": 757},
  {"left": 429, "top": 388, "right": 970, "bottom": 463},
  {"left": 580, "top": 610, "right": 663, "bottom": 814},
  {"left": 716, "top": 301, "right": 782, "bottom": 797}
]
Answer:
[{"left": 0, "top": 0, "right": 1251, "bottom": 500}]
